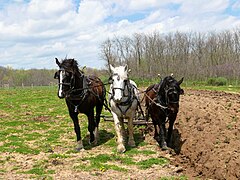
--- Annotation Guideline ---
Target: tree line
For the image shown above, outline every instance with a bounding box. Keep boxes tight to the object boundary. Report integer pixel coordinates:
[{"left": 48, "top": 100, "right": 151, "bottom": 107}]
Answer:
[
  {"left": 0, "top": 67, "right": 56, "bottom": 87},
  {"left": 101, "top": 29, "right": 240, "bottom": 81},
  {"left": 0, "top": 66, "right": 106, "bottom": 87}
]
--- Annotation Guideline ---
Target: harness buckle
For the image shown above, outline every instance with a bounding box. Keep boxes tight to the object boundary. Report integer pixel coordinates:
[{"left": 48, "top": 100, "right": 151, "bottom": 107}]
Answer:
[{"left": 74, "top": 105, "right": 78, "bottom": 113}]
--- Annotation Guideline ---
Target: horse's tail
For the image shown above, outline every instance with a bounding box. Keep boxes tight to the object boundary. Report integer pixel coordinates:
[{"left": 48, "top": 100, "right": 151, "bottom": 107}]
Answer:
[{"left": 101, "top": 80, "right": 112, "bottom": 113}]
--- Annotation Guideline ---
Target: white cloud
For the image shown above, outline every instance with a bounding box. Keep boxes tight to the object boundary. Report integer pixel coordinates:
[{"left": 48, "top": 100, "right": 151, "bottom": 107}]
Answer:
[
  {"left": 77, "top": 0, "right": 109, "bottom": 25},
  {"left": 179, "top": 0, "right": 229, "bottom": 15},
  {"left": 27, "top": 0, "right": 73, "bottom": 18},
  {"left": 0, "top": 0, "right": 240, "bottom": 69}
]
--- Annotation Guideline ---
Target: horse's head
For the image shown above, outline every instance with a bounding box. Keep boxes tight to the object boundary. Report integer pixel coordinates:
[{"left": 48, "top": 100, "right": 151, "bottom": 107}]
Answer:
[
  {"left": 54, "top": 58, "right": 79, "bottom": 99},
  {"left": 109, "top": 64, "right": 129, "bottom": 103},
  {"left": 159, "top": 76, "right": 184, "bottom": 113}
]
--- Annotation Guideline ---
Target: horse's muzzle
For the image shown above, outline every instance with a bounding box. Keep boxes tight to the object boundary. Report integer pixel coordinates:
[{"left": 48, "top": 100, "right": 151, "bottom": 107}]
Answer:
[
  {"left": 168, "top": 103, "right": 179, "bottom": 113},
  {"left": 58, "top": 96, "right": 65, "bottom": 99},
  {"left": 113, "top": 98, "right": 122, "bottom": 104},
  {"left": 58, "top": 93, "right": 65, "bottom": 99}
]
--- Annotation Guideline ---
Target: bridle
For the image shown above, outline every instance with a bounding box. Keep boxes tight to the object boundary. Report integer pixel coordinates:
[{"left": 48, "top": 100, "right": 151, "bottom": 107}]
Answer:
[
  {"left": 155, "top": 80, "right": 181, "bottom": 111},
  {"left": 164, "top": 86, "right": 180, "bottom": 105},
  {"left": 109, "top": 74, "right": 130, "bottom": 101},
  {"left": 57, "top": 67, "right": 79, "bottom": 97},
  {"left": 109, "top": 73, "right": 137, "bottom": 115}
]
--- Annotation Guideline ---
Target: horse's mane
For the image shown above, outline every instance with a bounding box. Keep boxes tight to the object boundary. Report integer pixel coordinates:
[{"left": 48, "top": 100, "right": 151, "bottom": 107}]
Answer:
[{"left": 60, "top": 58, "right": 84, "bottom": 75}]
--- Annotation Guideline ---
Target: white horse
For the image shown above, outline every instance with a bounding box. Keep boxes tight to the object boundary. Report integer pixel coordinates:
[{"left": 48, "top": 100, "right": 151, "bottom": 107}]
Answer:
[{"left": 109, "top": 64, "right": 139, "bottom": 153}]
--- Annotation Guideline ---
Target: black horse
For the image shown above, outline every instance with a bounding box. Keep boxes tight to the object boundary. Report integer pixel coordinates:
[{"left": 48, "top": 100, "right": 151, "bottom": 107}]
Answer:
[
  {"left": 54, "top": 58, "right": 106, "bottom": 151},
  {"left": 145, "top": 76, "right": 184, "bottom": 150}
]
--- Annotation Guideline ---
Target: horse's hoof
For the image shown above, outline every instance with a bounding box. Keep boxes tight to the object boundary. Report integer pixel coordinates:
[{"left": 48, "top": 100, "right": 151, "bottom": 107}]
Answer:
[
  {"left": 162, "top": 146, "right": 168, "bottom": 151},
  {"left": 154, "top": 136, "right": 161, "bottom": 142},
  {"left": 161, "top": 142, "right": 168, "bottom": 150},
  {"left": 117, "top": 144, "right": 126, "bottom": 153},
  {"left": 128, "top": 140, "right": 136, "bottom": 147},
  {"left": 167, "top": 142, "right": 173, "bottom": 148},
  {"left": 89, "top": 139, "right": 98, "bottom": 145},
  {"left": 76, "top": 140, "right": 84, "bottom": 151},
  {"left": 75, "top": 147, "right": 85, "bottom": 152}
]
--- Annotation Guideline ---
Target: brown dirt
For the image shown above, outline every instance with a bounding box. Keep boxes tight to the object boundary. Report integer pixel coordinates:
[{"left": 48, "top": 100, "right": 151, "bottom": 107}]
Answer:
[{"left": 173, "top": 89, "right": 240, "bottom": 180}]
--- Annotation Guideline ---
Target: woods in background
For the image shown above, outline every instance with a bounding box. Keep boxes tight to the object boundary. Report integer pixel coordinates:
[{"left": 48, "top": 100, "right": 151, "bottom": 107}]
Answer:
[
  {"left": 0, "top": 67, "right": 56, "bottom": 87},
  {"left": 101, "top": 29, "right": 240, "bottom": 81},
  {"left": 0, "top": 66, "right": 106, "bottom": 87}
]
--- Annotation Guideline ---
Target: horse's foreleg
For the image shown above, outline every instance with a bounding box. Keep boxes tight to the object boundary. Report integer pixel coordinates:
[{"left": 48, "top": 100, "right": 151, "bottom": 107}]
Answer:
[
  {"left": 127, "top": 117, "right": 136, "bottom": 147},
  {"left": 152, "top": 118, "right": 160, "bottom": 142},
  {"left": 87, "top": 109, "right": 97, "bottom": 145},
  {"left": 95, "top": 104, "right": 103, "bottom": 141},
  {"left": 69, "top": 112, "right": 84, "bottom": 151},
  {"left": 112, "top": 112, "right": 126, "bottom": 153},
  {"left": 119, "top": 119, "right": 126, "bottom": 142},
  {"left": 160, "top": 121, "right": 168, "bottom": 150},
  {"left": 167, "top": 114, "right": 177, "bottom": 147}
]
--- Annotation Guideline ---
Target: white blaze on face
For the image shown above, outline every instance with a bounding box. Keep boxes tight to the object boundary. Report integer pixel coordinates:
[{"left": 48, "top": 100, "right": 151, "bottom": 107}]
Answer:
[
  {"left": 110, "top": 65, "right": 128, "bottom": 102},
  {"left": 58, "top": 70, "right": 63, "bottom": 97},
  {"left": 112, "top": 75, "right": 124, "bottom": 102}
]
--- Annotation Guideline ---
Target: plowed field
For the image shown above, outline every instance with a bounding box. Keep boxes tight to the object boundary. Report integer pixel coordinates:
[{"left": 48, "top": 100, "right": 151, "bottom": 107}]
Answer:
[{"left": 173, "top": 89, "right": 240, "bottom": 179}]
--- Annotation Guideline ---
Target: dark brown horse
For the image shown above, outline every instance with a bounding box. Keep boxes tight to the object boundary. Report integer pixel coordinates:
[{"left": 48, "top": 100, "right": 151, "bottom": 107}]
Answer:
[
  {"left": 145, "top": 76, "right": 184, "bottom": 150},
  {"left": 54, "top": 58, "right": 106, "bottom": 151}
]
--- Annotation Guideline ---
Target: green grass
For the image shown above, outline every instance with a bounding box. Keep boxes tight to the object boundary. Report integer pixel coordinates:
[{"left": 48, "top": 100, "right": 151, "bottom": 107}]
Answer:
[
  {"left": 20, "top": 159, "right": 55, "bottom": 178},
  {"left": 74, "top": 154, "right": 129, "bottom": 172},
  {"left": 137, "top": 157, "right": 169, "bottom": 169},
  {"left": 181, "top": 79, "right": 240, "bottom": 93},
  {"left": 125, "top": 148, "right": 156, "bottom": 156},
  {"left": 48, "top": 153, "right": 70, "bottom": 159},
  {"left": 184, "top": 85, "right": 240, "bottom": 93},
  {"left": 74, "top": 153, "right": 168, "bottom": 172}
]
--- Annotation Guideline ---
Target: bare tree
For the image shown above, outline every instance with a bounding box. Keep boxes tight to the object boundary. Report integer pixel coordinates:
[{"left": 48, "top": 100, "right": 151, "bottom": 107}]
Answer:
[{"left": 100, "top": 28, "right": 240, "bottom": 81}]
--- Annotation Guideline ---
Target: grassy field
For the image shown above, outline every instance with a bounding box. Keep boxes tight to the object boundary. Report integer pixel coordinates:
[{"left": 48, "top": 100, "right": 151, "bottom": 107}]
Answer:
[{"left": 0, "top": 86, "right": 187, "bottom": 179}]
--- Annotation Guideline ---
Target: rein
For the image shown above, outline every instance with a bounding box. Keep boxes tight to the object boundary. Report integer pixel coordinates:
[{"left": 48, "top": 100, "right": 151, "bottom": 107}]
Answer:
[
  {"left": 68, "top": 81, "right": 110, "bottom": 96},
  {"left": 144, "top": 92, "right": 168, "bottom": 109}
]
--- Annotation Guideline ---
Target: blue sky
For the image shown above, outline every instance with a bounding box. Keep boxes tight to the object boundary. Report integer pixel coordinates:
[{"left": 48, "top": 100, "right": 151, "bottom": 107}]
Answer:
[{"left": 0, "top": 0, "right": 240, "bottom": 69}]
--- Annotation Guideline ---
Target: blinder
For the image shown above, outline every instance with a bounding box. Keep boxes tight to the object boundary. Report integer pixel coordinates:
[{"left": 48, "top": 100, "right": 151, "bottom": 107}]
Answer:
[
  {"left": 54, "top": 71, "right": 59, "bottom": 79},
  {"left": 108, "top": 76, "right": 113, "bottom": 84}
]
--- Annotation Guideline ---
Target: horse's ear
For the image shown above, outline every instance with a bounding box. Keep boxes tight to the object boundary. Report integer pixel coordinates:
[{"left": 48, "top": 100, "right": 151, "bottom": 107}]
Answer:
[
  {"left": 178, "top": 77, "right": 184, "bottom": 85},
  {"left": 55, "top": 58, "right": 60, "bottom": 67},
  {"left": 124, "top": 64, "right": 128, "bottom": 72}
]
